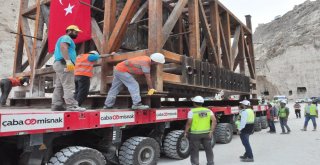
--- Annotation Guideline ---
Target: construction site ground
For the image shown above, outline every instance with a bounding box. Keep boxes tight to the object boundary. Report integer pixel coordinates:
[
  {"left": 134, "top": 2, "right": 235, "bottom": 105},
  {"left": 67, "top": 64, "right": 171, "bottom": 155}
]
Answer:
[{"left": 159, "top": 101, "right": 320, "bottom": 165}]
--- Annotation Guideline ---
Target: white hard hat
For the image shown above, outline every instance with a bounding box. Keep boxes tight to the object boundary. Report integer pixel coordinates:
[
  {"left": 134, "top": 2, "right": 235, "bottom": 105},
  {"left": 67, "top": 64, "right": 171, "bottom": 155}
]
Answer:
[
  {"left": 239, "top": 100, "right": 251, "bottom": 106},
  {"left": 150, "top": 53, "right": 165, "bottom": 64},
  {"left": 192, "top": 96, "right": 204, "bottom": 103},
  {"left": 280, "top": 100, "right": 286, "bottom": 104},
  {"left": 89, "top": 50, "right": 100, "bottom": 56}
]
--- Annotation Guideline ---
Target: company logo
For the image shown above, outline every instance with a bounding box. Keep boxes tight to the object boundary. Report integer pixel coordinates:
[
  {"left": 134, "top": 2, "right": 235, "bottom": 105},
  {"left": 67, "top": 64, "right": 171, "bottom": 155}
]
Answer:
[
  {"left": 100, "top": 111, "right": 135, "bottom": 124},
  {"left": 2, "top": 118, "right": 63, "bottom": 127},
  {"left": 156, "top": 109, "right": 178, "bottom": 120},
  {"left": 0, "top": 114, "right": 64, "bottom": 132}
]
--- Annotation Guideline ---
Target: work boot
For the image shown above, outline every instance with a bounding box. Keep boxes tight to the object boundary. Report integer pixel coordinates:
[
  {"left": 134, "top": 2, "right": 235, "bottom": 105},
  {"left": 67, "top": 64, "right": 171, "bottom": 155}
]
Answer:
[
  {"left": 301, "top": 128, "right": 307, "bottom": 131},
  {"left": 312, "top": 127, "right": 317, "bottom": 131},
  {"left": 287, "top": 130, "right": 291, "bottom": 134},
  {"left": 67, "top": 105, "right": 86, "bottom": 111},
  {"left": 241, "top": 158, "right": 254, "bottom": 162},
  {"left": 51, "top": 105, "right": 66, "bottom": 111},
  {"left": 239, "top": 155, "right": 247, "bottom": 159},
  {"left": 131, "top": 103, "right": 149, "bottom": 110}
]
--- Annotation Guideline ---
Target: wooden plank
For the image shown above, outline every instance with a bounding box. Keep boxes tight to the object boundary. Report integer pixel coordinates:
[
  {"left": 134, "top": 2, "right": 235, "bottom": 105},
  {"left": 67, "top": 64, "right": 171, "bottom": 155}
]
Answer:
[
  {"left": 100, "top": 0, "right": 116, "bottom": 94},
  {"left": 162, "top": 50, "right": 182, "bottom": 63},
  {"left": 21, "top": 17, "right": 34, "bottom": 68},
  {"left": 36, "top": 32, "right": 48, "bottom": 69},
  {"left": 106, "top": 0, "right": 141, "bottom": 52},
  {"left": 130, "top": 1, "right": 148, "bottom": 24},
  {"left": 209, "top": 0, "right": 221, "bottom": 67},
  {"left": 22, "top": 0, "right": 51, "bottom": 16},
  {"left": 233, "top": 28, "right": 245, "bottom": 73},
  {"left": 149, "top": 0, "right": 163, "bottom": 93},
  {"left": 161, "top": 0, "right": 188, "bottom": 48},
  {"left": 91, "top": 18, "right": 103, "bottom": 53},
  {"left": 175, "top": 17, "right": 184, "bottom": 54},
  {"left": 231, "top": 25, "right": 241, "bottom": 70},
  {"left": 163, "top": 73, "right": 182, "bottom": 84},
  {"left": 198, "top": 0, "right": 218, "bottom": 65},
  {"left": 188, "top": 0, "right": 201, "bottom": 59},
  {"left": 244, "top": 39, "right": 255, "bottom": 79},
  {"left": 104, "top": 49, "right": 148, "bottom": 63},
  {"left": 219, "top": 16, "right": 231, "bottom": 70},
  {"left": 221, "top": 12, "right": 232, "bottom": 70}
]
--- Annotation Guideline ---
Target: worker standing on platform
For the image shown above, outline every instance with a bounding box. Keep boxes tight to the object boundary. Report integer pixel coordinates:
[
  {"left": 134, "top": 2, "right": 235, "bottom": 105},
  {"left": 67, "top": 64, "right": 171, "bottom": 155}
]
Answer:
[
  {"left": 103, "top": 53, "right": 165, "bottom": 110},
  {"left": 238, "top": 100, "right": 255, "bottom": 162},
  {"left": 301, "top": 99, "right": 318, "bottom": 131},
  {"left": 51, "top": 25, "right": 85, "bottom": 111},
  {"left": 0, "top": 77, "right": 29, "bottom": 106},
  {"left": 278, "top": 100, "right": 291, "bottom": 134},
  {"left": 74, "top": 51, "right": 100, "bottom": 106},
  {"left": 184, "top": 96, "right": 216, "bottom": 165}
]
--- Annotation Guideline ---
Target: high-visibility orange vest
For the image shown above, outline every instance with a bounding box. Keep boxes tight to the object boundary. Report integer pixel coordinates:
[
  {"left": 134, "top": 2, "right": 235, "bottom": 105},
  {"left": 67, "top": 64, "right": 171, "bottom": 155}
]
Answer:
[
  {"left": 8, "top": 77, "right": 21, "bottom": 87},
  {"left": 74, "top": 54, "right": 95, "bottom": 77},
  {"left": 115, "top": 56, "right": 151, "bottom": 75}
]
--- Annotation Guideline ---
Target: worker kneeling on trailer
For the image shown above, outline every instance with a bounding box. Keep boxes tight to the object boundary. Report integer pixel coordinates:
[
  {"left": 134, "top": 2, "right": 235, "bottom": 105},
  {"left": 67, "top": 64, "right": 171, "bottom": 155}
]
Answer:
[
  {"left": 184, "top": 96, "right": 216, "bottom": 165},
  {"left": 103, "top": 53, "right": 165, "bottom": 110},
  {"left": 0, "top": 77, "right": 29, "bottom": 106},
  {"left": 238, "top": 100, "right": 255, "bottom": 162},
  {"left": 74, "top": 50, "right": 100, "bottom": 106}
]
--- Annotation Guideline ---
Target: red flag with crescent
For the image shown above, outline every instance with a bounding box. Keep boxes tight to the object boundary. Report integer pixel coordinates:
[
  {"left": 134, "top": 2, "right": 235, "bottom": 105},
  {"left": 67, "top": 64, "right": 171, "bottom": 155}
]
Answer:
[{"left": 48, "top": 0, "right": 91, "bottom": 53}]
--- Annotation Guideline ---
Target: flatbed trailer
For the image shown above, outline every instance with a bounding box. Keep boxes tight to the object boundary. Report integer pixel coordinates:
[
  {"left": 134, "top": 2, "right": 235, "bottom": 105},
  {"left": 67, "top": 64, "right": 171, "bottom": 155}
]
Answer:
[{"left": 0, "top": 105, "right": 267, "bottom": 165}]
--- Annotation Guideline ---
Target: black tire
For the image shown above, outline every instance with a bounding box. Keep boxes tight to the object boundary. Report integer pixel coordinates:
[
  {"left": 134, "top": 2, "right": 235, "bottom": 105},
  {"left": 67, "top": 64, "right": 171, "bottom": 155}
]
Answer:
[
  {"left": 200, "top": 135, "right": 216, "bottom": 150},
  {"left": 47, "top": 146, "right": 106, "bottom": 165},
  {"left": 260, "top": 116, "right": 268, "bottom": 129},
  {"left": 215, "top": 123, "right": 233, "bottom": 144},
  {"left": 163, "top": 130, "right": 190, "bottom": 159},
  {"left": 119, "top": 137, "right": 160, "bottom": 165},
  {"left": 254, "top": 117, "right": 262, "bottom": 132}
]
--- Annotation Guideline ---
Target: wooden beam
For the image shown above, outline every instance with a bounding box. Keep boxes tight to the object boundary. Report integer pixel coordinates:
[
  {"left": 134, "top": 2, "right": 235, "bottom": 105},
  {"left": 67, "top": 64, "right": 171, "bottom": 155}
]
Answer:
[
  {"left": 106, "top": 0, "right": 141, "bottom": 52},
  {"left": 188, "top": 0, "right": 201, "bottom": 59},
  {"left": 162, "top": 50, "right": 182, "bottom": 63},
  {"left": 40, "top": 4, "right": 50, "bottom": 25},
  {"left": 161, "top": 0, "right": 188, "bottom": 48},
  {"left": 175, "top": 17, "right": 184, "bottom": 54},
  {"left": 210, "top": 0, "right": 221, "bottom": 67},
  {"left": 233, "top": 28, "right": 245, "bottom": 73},
  {"left": 21, "top": 17, "right": 34, "bottom": 72},
  {"left": 163, "top": 73, "right": 182, "bottom": 84},
  {"left": 198, "top": 0, "right": 218, "bottom": 65},
  {"left": 221, "top": 12, "right": 232, "bottom": 70},
  {"left": 13, "top": 25, "right": 24, "bottom": 74},
  {"left": 244, "top": 38, "right": 255, "bottom": 79},
  {"left": 104, "top": 49, "right": 148, "bottom": 63},
  {"left": 149, "top": 0, "right": 163, "bottom": 93},
  {"left": 130, "top": 1, "right": 148, "bottom": 24},
  {"left": 231, "top": 25, "right": 241, "bottom": 70},
  {"left": 91, "top": 18, "right": 103, "bottom": 53},
  {"left": 36, "top": 33, "right": 48, "bottom": 69},
  {"left": 200, "top": 38, "right": 207, "bottom": 59},
  {"left": 22, "top": 0, "right": 51, "bottom": 16},
  {"left": 219, "top": 18, "right": 231, "bottom": 70}
]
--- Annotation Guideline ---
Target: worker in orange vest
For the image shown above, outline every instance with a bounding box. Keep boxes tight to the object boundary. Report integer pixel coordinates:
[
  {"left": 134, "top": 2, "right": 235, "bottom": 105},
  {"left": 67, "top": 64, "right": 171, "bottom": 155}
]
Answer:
[
  {"left": 0, "top": 77, "right": 29, "bottom": 106},
  {"left": 74, "top": 51, "right": 101, "bottom": 106},
  {"left": 104, "top": 53, "right": 165, "bottom": 110}
]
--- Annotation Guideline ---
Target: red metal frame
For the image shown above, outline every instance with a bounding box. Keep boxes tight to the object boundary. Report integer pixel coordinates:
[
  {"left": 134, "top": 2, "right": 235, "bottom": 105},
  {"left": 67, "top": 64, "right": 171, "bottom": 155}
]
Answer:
[{"left": 0, "top": 106, "right": 267, "bottom": 137}]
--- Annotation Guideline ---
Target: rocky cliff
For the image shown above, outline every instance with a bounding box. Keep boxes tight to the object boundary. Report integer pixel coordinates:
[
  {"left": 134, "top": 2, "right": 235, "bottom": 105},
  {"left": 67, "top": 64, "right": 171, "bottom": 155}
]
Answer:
[{"left": 254, "top": 0, "right": 320, "bottom": 99}]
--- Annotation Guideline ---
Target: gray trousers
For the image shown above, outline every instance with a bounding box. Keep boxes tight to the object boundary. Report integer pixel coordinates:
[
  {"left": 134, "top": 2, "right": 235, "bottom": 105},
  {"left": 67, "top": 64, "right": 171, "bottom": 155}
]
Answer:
[
  {"left": 52, "top": 61, "right": 78, "bottom": 107},
  {"left": 0, "top": 79, "right": 12, "bottom": 105},
  {"left": 189, "top": 133, "right": 214, "bottom": 165},
  {"left": 104, "top": 70, "right": 141, "bottom": 107}
]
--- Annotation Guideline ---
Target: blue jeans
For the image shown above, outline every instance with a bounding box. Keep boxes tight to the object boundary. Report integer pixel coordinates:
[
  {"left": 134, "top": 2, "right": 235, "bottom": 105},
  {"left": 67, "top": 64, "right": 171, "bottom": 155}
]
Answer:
[
  {"left": 280, "top": 118, "right": 290, "bottom": 133},
  {"left": 268, "top": 119, "right": 276, "bottom": 132},
  {"left": 240, "top": 133, "right": 253, "bottom": 159},
  {"left": 304, "top": 115, "right": 317, "bottom": 129}
]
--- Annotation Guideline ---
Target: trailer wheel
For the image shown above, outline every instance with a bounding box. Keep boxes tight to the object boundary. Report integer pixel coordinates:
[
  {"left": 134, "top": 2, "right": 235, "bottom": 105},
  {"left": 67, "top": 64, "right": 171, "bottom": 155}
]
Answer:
[
  {"left": 163, "top": 130, "right": 190, "bottom": 159},
  {"left": 119, "top": 137, "right": 160, "bottom": 165},
  {"left": 47, "top": 146, "right": 106, "bottom": 165},
  {"left": 215, "top": 123, "right": 233, "bottom": 144},
  {"left": 254, "top": 117, "right": 262, "bottom": 132},
  {"left": 200, "top": 135, "right": 216, "bottom": 150},
  {"left": 260, "top": 116, "right": 268, "bottom": 129}
]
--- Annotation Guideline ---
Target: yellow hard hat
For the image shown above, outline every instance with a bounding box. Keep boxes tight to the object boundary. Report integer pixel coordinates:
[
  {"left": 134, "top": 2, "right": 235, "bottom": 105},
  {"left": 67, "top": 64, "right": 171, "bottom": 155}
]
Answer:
[{"left": 66, "top": 25, "right": 82, "bottom": 32}]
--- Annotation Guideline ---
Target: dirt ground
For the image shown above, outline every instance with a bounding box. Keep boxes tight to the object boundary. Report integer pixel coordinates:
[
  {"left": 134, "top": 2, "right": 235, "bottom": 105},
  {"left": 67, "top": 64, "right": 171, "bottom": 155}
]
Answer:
[{"left": 158, "top": 101, "right": 320, "bottom": 165}]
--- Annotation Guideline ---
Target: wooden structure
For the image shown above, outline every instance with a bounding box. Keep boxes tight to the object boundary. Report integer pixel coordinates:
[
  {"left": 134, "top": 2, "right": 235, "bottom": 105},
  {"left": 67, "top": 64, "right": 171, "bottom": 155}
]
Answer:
[{"left": 12, "top": 0, "right": 257, "bottom": 107}]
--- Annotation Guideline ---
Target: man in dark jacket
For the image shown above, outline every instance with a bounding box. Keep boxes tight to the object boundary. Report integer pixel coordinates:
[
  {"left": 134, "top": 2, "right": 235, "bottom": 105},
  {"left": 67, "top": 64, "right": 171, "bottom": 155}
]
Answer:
[
  {"left": 238, "top": 100, "right": 255, "bottom": 162},
  {"left": 267, "top": 102, "right": 277, "bottom": 133},
  {"left": 0, "top": 77, "right": 29, "bottom": 106}
]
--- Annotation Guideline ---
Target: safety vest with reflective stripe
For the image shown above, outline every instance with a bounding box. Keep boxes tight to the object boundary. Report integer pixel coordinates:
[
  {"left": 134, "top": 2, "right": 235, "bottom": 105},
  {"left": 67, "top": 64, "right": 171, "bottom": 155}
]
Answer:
[
  {"left": 115, "top": 56, "right": 151, "bottom": 75},
  {"left": 245, "top": 108, "right": 255, "bottom": 124},
  {"left": 279, "top": 108, "right": 287, "bottom": 118},
  {"left": 8, "top": 77, "right": 21, "bottom": 87},
  {"left": 190, "top": 107, "right": 212, "bottom": 134},
  {"left": 306, "top": 104, "right": 317, "bottom": 116},
  {"left": 75, "top": 54, "right": 95, "bottom": 77}
]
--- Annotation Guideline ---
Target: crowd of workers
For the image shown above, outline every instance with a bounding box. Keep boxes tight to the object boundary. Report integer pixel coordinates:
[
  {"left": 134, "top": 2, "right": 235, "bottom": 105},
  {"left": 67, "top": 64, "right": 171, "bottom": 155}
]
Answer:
[{"left": 0, "top": 25, "right": 319, "bottom": 164}]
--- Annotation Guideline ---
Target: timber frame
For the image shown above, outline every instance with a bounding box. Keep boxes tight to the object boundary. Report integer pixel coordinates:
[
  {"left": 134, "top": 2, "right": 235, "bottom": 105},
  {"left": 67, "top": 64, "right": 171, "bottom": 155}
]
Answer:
[{"left": 13, "top": 0, "right": 257, "bottom": 106}]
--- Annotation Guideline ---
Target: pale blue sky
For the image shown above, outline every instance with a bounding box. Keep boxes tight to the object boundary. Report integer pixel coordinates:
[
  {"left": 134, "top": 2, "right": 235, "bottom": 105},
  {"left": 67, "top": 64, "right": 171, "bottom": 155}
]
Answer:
[{"left": 219, "top": 0, "right": 309, "bottom": 31}]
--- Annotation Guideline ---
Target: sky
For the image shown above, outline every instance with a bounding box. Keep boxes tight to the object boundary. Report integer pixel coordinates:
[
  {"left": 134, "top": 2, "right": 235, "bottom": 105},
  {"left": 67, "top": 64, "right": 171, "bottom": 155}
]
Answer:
[{"left": 219, "top": 0, "right": 309, "bottom": 32}]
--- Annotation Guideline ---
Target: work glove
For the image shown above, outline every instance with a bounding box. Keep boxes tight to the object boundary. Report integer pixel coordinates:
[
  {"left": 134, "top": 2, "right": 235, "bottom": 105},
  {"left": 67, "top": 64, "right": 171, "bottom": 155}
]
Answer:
[
  {"left": 147, "top": 89, "right": 156, "bottom": 95},
  {"left": 66, "top": 60, "right": 75, "bottom": 72}
]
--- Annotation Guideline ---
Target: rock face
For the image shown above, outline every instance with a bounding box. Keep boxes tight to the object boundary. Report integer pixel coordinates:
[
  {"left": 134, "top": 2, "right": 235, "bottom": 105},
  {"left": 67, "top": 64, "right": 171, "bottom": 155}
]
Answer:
[
  {"left": 0, "top": 0, "right": 20, "bottom": 78},
  {"left": 254, "top": 0, "right": 320, "bottom": 99}
]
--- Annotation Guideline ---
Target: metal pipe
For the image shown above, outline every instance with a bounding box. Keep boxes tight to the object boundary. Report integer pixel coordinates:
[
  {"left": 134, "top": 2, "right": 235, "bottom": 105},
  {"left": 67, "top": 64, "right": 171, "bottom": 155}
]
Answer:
[{"left": 9, "top": 31, "right": 42, "bottom": 40}]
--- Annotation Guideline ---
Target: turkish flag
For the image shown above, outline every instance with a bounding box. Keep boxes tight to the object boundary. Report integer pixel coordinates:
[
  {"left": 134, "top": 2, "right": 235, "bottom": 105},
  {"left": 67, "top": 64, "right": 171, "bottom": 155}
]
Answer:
[{"left": 48, "top": 0, "right": 91, "bottom": 53}]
